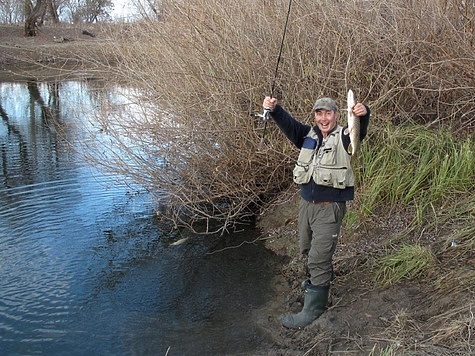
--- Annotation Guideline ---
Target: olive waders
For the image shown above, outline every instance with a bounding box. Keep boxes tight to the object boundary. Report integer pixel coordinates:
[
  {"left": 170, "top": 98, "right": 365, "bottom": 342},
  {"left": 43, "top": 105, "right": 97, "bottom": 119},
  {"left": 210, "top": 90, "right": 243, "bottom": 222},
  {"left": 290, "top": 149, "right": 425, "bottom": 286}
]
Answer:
[{"left": 282, "top": 200, "right": 345, "bottom": 329}]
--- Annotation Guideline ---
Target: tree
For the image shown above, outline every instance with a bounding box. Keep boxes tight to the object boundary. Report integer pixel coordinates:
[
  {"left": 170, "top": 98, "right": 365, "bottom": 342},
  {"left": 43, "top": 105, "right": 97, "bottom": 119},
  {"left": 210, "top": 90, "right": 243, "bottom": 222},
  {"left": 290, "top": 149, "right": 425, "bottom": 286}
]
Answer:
[
  {"left": 23, "top": 0, "right": 113, "bottom": 36},
  {"left": 63, "top": 0, "right": 113, "bottom": 23},
  {"left": 0, "top": 0, "right": 24, "bottom": 22},
  {"left": 24, "top": 0, "right": 47, "bottom": 36},
  {"left": 81, "top": 0, "right": 113, "bottom": 23},
  {"left": 47, "top": 0, "right": 60, "bottom": 23}
]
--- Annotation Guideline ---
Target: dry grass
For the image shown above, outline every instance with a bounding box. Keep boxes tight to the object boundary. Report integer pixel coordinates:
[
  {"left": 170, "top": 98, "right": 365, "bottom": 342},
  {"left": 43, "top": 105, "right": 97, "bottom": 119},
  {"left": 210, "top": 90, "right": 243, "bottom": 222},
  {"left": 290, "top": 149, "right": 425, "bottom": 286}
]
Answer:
[
  {"left": 83, "top": 0, "right": 475, "bottom": 234},
  {"left": 424, "top": 304, "right": 475, "bottom": 354}
]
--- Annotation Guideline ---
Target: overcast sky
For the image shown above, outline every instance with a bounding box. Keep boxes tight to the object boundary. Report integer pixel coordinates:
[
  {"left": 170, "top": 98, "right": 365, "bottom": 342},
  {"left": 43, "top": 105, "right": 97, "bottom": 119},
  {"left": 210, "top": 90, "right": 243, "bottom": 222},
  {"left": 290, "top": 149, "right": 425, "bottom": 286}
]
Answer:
[{"left": 111, "top": 0, "right": 139, "bottom": 20}]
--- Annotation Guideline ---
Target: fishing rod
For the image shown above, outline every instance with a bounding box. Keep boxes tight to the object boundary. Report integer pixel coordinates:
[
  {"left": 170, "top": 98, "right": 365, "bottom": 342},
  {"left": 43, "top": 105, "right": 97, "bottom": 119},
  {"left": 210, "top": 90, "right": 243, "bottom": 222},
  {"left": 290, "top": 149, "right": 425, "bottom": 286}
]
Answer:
[{"left": 257, "top": 0, "right": 293, "bottom": 146}]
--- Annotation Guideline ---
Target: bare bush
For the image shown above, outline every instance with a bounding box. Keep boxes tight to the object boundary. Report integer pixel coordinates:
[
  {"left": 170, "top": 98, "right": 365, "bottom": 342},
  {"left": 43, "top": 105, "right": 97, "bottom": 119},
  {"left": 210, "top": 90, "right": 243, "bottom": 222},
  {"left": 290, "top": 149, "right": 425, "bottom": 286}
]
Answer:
[{"left": 92, "top": 0, "right": 475, "bottom": 233}]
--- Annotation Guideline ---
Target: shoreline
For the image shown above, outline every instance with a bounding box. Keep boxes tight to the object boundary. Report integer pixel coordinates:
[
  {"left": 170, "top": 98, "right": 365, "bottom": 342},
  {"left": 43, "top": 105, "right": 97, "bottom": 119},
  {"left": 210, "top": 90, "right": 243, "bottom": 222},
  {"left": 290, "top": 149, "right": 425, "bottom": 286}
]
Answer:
[{"left": 0, "top": 23, "right": 109, "bottom": 82}]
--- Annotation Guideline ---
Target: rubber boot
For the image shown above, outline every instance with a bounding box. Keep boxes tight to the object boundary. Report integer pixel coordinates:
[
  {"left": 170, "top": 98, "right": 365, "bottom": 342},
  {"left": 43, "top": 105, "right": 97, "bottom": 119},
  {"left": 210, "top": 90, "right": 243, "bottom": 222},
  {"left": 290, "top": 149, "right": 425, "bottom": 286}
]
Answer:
[
  {"left": 301, "top": 279, "right": 311, "bottom": 290},
  {"left": 282, "top": 283, "right": 329, "bottom": 329}
]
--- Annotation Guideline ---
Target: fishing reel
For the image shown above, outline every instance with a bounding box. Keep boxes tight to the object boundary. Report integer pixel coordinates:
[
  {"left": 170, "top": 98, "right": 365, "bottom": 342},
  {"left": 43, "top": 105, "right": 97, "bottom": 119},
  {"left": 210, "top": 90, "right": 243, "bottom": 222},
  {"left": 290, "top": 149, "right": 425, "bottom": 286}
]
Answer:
[{"left": 254, "top": 108, "right": 272, "bottom": 121}]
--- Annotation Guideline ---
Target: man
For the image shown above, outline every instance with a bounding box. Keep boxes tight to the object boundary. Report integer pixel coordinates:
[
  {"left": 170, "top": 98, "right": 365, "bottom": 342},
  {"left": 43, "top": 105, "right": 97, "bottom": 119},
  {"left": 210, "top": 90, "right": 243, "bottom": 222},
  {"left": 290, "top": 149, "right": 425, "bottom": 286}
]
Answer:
[{"left": 262, "top": 94, "right": 370, "bottom": 329}]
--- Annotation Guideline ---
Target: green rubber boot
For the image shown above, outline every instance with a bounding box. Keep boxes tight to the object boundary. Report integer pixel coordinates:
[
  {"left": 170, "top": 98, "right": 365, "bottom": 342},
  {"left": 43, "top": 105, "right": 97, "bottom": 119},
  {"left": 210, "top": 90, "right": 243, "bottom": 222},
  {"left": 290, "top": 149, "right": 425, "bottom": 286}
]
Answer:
[{"left": 282, "top": 283, "right": 329, "bottom": 329}]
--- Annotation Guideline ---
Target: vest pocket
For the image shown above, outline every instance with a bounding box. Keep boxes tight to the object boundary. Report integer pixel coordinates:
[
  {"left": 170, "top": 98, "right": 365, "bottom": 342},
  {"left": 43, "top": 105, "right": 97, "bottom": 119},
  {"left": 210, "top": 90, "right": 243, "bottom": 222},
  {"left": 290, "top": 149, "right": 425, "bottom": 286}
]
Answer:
[
  {"left": 333, "top": 170, "right": 347, "bottom": 189},
  {"left": 318, "top": 146, "right": 336, "bottom": 166},
  {"left": 315, "top": 168, "right": 349, "bottom": 189},
  {"left": 293, "top": 163, "right": 313, "bottom": 184},
  {"left": 297, "top": 148, "right": 315, "bottom": 166},
  {"left": 318, "top": 171, "right": 333, "bottom": 186}
]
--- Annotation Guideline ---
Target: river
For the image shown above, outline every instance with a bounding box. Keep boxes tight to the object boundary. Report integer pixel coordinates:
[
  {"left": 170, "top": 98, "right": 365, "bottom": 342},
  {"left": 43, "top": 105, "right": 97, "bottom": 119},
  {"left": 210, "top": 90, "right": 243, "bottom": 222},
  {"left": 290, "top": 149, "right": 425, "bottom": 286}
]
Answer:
[{"left": 0, "top": 79, "right": 280, "bottom": 355}]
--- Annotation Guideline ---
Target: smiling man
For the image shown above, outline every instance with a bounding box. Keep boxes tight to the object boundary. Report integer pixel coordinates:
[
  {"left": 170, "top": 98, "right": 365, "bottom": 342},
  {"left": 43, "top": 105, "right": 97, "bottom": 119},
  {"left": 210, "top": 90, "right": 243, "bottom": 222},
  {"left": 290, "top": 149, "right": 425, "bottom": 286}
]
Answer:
[{"left": 262, "top": 94, "right": 370, "bottom": 329}]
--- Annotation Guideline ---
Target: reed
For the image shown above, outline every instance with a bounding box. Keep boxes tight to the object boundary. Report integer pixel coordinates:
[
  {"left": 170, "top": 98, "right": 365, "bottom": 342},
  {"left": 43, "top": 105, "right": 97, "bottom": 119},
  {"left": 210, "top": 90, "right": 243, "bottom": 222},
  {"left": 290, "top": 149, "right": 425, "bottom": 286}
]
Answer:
[{"left": 357, "top": 124, "right": 475, "bottom": 222}]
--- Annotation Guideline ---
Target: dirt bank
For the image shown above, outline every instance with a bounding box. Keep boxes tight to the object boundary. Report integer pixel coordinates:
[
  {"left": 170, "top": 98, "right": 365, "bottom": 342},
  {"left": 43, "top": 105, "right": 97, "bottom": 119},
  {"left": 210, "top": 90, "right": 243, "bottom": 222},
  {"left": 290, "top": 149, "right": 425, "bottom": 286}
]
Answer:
[
  {"left": 0, "top": 24, "right": 108, "bottom": 81},
  {"left": 253, "top": 191, "right": 427, "bottom": 355},
  {"left": 254, "top": 188, "right": 474, "bottom": 355}
]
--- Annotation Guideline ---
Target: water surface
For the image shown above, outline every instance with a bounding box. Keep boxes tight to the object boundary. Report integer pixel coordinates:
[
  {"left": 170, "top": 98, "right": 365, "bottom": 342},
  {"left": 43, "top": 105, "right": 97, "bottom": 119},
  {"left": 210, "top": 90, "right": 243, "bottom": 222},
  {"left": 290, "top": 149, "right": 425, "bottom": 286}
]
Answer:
[{"left": 0, "top": 80, "right": 280, "bottom": 355}]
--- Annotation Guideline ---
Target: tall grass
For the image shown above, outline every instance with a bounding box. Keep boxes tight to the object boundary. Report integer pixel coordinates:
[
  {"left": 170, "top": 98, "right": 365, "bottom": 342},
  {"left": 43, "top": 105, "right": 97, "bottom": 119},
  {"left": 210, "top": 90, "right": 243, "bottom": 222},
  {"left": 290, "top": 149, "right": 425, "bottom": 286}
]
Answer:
[
  {"left": 357, "top": 122, "right": 474, "bottom": 353},
  {"left": 357, "top": 124, "right": 475, "bottom": 224},
  {"left": 359, "top": 123, "right": 474, "bottom": 290},
  {"left": 374, "top": 244, "right": 436, "bottom": 287}
]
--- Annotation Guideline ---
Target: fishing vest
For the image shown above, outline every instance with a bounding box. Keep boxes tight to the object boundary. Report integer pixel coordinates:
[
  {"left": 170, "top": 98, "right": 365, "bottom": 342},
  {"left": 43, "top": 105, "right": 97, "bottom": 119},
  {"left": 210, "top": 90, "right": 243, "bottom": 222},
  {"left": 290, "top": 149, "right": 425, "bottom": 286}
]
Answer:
[{"left": 293, "top": 126, "right": 355, "bottom": 189}]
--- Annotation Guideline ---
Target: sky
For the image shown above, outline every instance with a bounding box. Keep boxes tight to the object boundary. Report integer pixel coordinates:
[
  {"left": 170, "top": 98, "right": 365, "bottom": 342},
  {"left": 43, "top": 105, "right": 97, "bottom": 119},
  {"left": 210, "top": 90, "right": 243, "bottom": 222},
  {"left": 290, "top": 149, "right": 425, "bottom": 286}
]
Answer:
[{"left": 110, "top": 0, "right": 140, "bottom": 21}]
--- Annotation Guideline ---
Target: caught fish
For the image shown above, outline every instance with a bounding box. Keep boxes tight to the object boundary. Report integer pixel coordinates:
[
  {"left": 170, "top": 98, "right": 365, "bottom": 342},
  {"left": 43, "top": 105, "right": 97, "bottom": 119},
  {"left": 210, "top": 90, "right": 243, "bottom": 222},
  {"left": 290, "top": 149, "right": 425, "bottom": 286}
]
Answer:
[{"left": 347, "top": 89, "right": 360, "bottom": 156}]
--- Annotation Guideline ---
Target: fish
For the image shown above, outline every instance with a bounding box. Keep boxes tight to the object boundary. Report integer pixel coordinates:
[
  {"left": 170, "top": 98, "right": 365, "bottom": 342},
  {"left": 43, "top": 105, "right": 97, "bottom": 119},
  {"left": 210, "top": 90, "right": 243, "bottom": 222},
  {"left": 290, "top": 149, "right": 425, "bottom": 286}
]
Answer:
[
  {"left": 169, "top": 237, "right": 189, "bottom": 246},
  {"left": 347, "top": 89, "right": 360, "bottom": 156}
]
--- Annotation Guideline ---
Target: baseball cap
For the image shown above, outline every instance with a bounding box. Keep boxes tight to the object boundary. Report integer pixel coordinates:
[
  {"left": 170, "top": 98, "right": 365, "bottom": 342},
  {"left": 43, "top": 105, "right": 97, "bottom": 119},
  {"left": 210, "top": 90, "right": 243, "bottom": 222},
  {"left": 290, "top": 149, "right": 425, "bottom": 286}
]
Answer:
[{"left": 313, "top": 97, "right": 338, "bottom": 111}]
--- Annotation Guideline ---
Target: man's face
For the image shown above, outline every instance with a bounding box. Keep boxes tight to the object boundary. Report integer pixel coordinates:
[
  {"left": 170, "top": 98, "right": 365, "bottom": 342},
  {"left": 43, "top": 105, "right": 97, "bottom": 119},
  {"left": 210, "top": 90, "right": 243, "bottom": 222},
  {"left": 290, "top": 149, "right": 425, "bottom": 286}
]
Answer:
[{"left": 314, "top": 109, "right": 338, "bottom": 138}]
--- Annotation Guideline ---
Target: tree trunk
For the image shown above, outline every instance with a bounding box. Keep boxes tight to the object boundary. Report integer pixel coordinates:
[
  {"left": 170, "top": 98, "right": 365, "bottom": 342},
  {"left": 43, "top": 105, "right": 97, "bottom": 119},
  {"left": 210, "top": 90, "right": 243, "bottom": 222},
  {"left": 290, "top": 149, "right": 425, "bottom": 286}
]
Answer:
[
  {"left": 24, "top": 0, "right": 47, "bottom": 36},
  {"left": 48, "top": 0, "right": 60, "bottom": 24}
]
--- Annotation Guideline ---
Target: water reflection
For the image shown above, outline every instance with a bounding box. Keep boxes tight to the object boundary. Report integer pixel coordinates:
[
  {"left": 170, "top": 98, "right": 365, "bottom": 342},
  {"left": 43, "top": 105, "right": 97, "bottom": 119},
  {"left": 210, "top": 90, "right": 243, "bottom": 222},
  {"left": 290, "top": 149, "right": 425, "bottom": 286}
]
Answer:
[{"left": 0, "top": 79, "right": 279, "bottom": 355}]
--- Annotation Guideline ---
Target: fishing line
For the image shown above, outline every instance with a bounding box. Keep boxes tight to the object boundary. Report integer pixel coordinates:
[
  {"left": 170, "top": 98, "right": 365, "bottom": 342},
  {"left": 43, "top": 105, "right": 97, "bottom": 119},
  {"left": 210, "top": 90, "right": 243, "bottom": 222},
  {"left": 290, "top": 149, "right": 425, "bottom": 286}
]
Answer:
[{"left": 259, "top": 0, "right": 293, "bottom": 146}]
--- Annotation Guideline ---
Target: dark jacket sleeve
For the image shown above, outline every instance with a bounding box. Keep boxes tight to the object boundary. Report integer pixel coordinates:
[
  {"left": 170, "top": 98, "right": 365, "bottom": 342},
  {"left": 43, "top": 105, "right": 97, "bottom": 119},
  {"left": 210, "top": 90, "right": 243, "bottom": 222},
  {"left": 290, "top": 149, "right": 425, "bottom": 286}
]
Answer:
[
  {"left": 270, "top": 104, "right": 312, "bottom": 149},
  {"left": 359, "top": 105, "right": 371, "bottom": 141}
]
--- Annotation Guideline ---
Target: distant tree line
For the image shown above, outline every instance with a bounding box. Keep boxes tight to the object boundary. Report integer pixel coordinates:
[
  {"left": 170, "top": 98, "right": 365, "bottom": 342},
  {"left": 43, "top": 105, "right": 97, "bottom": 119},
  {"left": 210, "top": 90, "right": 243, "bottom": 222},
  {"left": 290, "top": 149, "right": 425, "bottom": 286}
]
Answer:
[{"left": 0, "top": 0, "right": 114, "bottom": 35}]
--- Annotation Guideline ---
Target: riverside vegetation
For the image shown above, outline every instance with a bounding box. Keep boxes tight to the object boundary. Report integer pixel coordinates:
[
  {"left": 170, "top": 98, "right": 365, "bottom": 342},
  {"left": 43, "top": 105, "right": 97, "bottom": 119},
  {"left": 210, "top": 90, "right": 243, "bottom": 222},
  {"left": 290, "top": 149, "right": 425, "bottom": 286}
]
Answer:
[{"left": 2, "top": 0, "right": 474, "bottom": 354}]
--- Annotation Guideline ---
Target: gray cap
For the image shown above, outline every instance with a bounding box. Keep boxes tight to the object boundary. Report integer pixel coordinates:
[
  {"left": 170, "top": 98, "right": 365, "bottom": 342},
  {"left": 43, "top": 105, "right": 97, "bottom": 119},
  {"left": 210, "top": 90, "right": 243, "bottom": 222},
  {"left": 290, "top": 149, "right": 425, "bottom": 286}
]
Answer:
[{"left": 313, "top": 97, "right": 338, "bottom": 111}]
